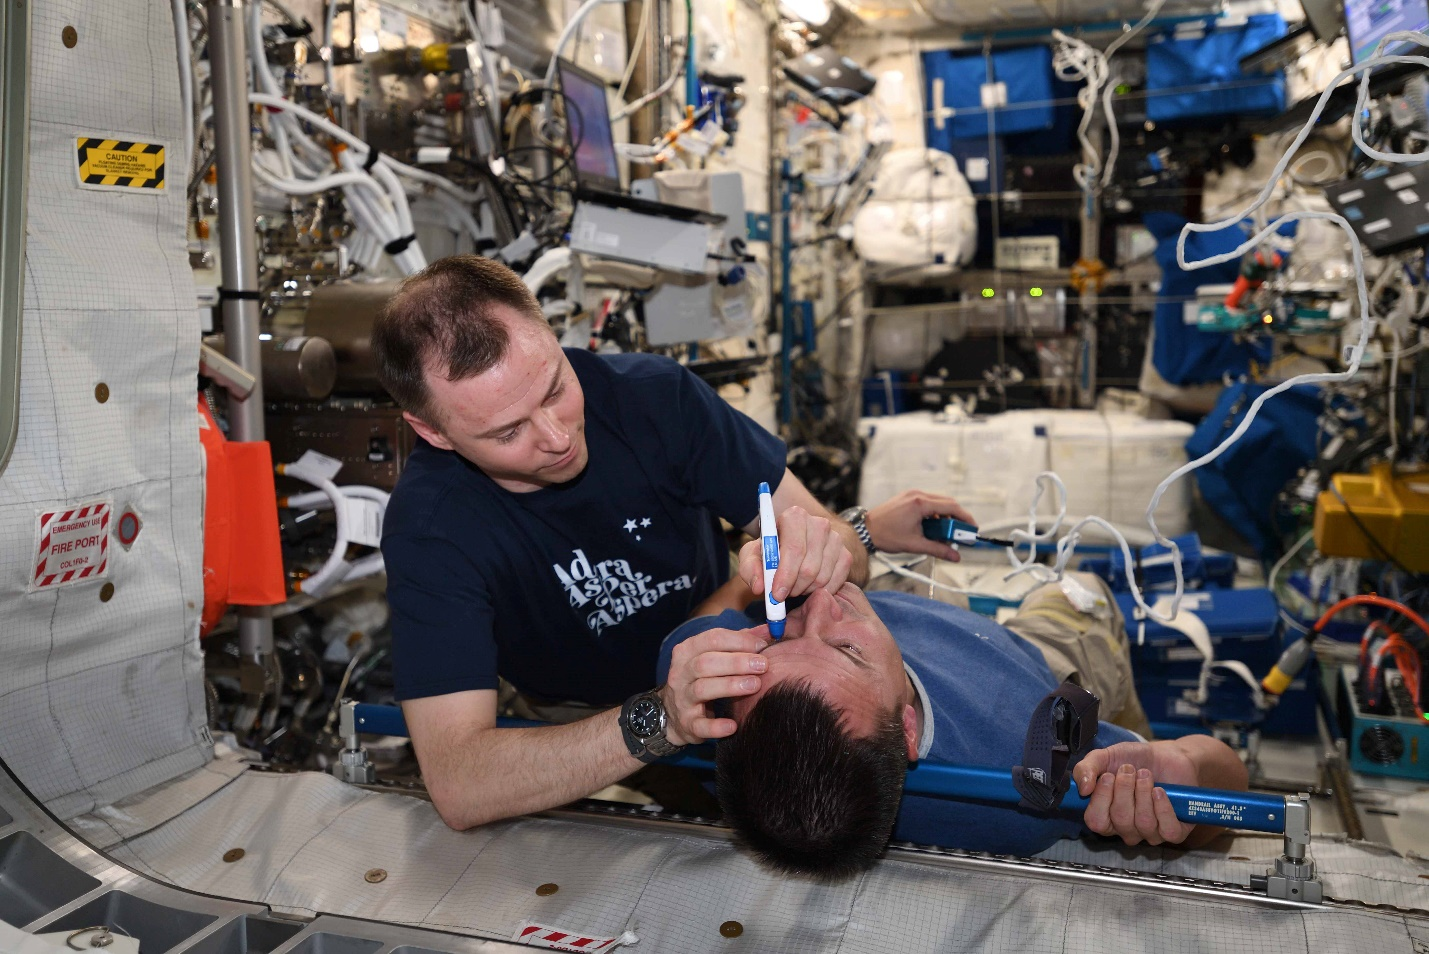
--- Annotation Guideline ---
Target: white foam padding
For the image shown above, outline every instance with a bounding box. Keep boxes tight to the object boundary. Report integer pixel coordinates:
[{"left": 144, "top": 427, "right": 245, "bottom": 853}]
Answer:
[
  {"left": 107, "top": 769, "right": 1429, "bottom": 952},
  {"left": 0, "top": 0, "right": 209, "bottom": 818},
  {"left": 858, "top": 410, "right": 1194, "bottom": 536}
]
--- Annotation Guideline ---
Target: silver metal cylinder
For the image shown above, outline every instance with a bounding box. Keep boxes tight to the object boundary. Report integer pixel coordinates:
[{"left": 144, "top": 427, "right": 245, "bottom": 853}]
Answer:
[
  {"left": 303, "top": 281, "right": 402, "bottom": 395},
  {"left": 209, "top": 0, "right": 274, "bottom": 658},
  {"left": 262, "top": 336, "right": 337, "bottom": 400}
]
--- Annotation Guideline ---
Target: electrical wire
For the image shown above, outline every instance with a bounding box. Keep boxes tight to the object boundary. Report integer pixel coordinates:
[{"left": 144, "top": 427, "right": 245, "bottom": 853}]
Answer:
[
  {"left": 1328, "top": 481, "right": 1413, "bottom": 575},
  {"left": 616, "top": 0, "right": 653, "bottom": 104},
  {"left": 1267, "top": 528, "right": 1316, "bottom": 597}
]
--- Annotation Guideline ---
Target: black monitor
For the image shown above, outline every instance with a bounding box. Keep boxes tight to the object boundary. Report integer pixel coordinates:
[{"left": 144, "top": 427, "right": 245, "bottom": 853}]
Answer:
[
  {"left": 555, "top": 58, "right": 622, "bottom": 193},
  {"left": 1345, "top": 0, "right": 1429, "bottom": 65}
]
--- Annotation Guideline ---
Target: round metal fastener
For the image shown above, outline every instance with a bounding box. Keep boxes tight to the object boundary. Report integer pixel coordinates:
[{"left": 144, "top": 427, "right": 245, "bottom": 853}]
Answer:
[
  {"left": 535, "top": 883, "right": 559, "bottom": 896},
  {"left": 62, "top": 25, "right": 77, "bottom": 48},
  {"left": 65, "top": 927, "right": 112, "bottom": 951},
  {"left": 364, "top": 868, "right": 387, "bottom": 883},
  {"left": 94, "top": 383, "right": 109, "bottom": 403},
  {"left": 222, "top": 848, "right": 245, "bottom": 863},
  {"left": 719, "top": 921, "right": 743, "bottom": 938},
  {"left": 99, "top": 582, "right": 114, "bottom": 602}
]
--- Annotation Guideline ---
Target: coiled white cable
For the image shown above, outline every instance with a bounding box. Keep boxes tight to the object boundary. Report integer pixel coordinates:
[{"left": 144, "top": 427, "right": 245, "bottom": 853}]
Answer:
[{"left": 997, "top": 37, "right": 1418, "bottom": 626}]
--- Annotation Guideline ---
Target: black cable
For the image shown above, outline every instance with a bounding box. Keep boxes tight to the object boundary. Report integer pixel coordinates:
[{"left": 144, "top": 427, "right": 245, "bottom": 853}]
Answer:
[{"left": 1328, "top": 481, "right": 1414, "bottom": 576}]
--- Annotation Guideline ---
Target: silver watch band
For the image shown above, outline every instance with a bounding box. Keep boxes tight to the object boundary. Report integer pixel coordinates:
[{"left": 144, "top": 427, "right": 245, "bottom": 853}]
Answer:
[{"left": 840, "top": 506, "right": 876, "bottom": 554}]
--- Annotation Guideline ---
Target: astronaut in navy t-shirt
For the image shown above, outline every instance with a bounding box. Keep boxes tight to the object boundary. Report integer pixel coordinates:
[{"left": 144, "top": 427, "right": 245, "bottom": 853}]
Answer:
[{"left": 372, "top": 255, "right": 972, "bottom": 830}]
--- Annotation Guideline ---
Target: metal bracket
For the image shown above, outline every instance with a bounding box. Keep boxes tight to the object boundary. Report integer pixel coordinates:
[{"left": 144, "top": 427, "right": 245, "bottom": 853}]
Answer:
[
  {"left": 331, "top": 699, "right": 375, "bottom": 785},
  {"left": 1250, "top": 793, "right": 1323, "bottom": 903}
]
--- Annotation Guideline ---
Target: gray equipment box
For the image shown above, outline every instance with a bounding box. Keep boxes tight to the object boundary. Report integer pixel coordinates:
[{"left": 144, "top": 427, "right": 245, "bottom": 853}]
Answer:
[{"left": 569, "top": 201, "right": 724, "bottom": 276}]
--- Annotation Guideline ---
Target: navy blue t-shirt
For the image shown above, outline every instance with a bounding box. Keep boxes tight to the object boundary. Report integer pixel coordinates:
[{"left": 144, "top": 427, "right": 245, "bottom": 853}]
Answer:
[
  {"left": 658, "top": 591, "right": 1137, "bottom": 855},
  {"left": 384, "top": 349, "right": 786, "bottom": 706}
]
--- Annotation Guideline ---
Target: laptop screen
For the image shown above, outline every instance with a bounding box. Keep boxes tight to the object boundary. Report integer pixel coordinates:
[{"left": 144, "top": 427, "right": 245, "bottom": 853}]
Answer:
[
  {"left": 556, "top": 58, "right": 622, "bottom": 192},
  {"left": 1345, "top": 0, "right": 1429, "bottom": 64}
]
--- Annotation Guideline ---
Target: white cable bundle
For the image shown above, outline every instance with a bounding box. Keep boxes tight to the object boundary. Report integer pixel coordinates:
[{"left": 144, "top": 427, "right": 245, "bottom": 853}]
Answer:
[
  {"left": 982, "top": 33, "right": 1426, "bottom": 630},
  {"left": 1051, "top": 0, "right": 1166, "bottom": 191},
  {"left": 232, "top": 5, "right": 494, "bottom": 274},
  {"left": 281, "top": 467, "right": 391, "bottom": 597}
]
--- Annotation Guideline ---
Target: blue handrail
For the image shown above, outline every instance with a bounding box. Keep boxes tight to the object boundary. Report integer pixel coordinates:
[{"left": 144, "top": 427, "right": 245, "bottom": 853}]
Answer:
[{"left": 351, "top": 702, "right": 1286, "bottom": 834}]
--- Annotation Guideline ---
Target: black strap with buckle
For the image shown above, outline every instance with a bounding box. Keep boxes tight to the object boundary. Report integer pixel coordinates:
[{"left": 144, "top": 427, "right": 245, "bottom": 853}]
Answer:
[{"left": 1011, "top": 681, "right": 1101, "bottom": 813}]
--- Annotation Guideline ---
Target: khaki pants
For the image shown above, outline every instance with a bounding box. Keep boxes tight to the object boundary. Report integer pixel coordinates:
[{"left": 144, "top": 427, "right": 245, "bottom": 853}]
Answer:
[{"left": 1003, "top": 573, "right": 1153, "bottom": 740}]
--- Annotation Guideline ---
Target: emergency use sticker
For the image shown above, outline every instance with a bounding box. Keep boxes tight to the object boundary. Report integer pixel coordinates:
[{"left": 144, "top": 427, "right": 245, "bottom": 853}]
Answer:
[
  {"left": 75, "top": 137, "right": 166, "bottom": 191},
  {"left": 32, "top": 500, "right": 113, "bottom": 591},
  {"left": 512, "top": 922, "right": 626, "bottom": 951}
]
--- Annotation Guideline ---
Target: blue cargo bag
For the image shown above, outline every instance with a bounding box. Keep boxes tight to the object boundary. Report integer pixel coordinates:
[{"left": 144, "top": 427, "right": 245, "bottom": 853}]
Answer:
[
  {"left": 923, "top": 46, "right": 1055, "bottom": 141},
  {"left": 1145, "top": 14, "right": 1288, "bottom": 122}
]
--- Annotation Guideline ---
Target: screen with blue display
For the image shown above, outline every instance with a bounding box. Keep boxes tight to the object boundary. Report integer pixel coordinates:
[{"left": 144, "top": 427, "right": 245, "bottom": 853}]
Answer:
[
  {"left": 1345, "top": 0, "right": 1429, "bottom": 64},
  {"left": 556, "top": 59, "right": 621, "bottom": 192}
]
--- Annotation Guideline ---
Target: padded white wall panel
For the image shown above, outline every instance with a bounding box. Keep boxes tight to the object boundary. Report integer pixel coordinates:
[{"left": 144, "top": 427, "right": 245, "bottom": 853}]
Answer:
[{"left": 0, "top": 0, "right": 208, "bottom": 818}]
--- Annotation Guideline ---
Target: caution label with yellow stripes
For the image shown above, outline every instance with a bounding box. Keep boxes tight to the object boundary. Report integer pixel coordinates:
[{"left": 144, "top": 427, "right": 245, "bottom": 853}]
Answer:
[{"left": 75, "top": 137, "right": 166, "bottom": 191}]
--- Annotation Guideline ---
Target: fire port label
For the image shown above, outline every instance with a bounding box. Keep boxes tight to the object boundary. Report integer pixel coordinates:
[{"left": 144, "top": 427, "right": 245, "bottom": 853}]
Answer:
[{"left": 32, "top": 500, "right": 112, "bottom": 591}]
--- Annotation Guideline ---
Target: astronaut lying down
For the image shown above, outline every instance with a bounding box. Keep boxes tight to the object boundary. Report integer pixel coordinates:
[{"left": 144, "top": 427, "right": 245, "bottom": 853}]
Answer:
[{"left": 656, "top": 577, "right": 1248, "bottom": 878}]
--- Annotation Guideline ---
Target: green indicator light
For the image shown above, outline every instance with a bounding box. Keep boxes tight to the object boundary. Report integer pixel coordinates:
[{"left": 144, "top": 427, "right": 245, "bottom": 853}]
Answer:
[
  {"left": 981, "top": 287, "right": 995, "bottom": 299},
  {"left": 1029, "top": 287, "right": 1043, "bottom": 297}
]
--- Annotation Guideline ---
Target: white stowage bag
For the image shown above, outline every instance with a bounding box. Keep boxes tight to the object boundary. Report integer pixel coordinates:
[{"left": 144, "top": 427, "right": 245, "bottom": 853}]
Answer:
[{"left": 852, "top": 148, "right": 977, "bottom": 269}]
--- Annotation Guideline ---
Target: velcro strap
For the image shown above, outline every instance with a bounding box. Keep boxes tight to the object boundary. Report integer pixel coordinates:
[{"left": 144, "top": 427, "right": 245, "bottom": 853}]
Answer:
[
  {"left": 384, "top": 234, "right": 416, "bottom": 255},
  {"left": 1011, "top": 681, "right": 1100, "bottom": 813},
  {"left": 217, "top": 288, "right": 261, "bottom": 301},
  {"left": 362, "top": 148, "right": 382, "bottom": 172}
]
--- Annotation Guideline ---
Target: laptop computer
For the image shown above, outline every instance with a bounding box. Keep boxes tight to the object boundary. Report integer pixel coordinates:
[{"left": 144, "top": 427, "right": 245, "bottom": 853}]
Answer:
[{"left": 554, "top": 58, "right": 722, "bottom": 225}]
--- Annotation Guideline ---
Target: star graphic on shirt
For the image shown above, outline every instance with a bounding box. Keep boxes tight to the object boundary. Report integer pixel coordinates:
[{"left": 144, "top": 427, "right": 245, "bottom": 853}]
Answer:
[
  {"left": 640, "top": 517, "right": 652, "bottom": 528},
  {"left": 623, "top": 519, "right": 637, "bottom": 532}
]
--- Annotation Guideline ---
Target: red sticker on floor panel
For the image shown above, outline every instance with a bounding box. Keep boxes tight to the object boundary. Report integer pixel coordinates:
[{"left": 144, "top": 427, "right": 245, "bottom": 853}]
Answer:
[
  {"left": 32, "top": 500, "right": 113, "bottom": 590},
  {"left": 513, "top": 922, "right": 624, "bottom": 952}
]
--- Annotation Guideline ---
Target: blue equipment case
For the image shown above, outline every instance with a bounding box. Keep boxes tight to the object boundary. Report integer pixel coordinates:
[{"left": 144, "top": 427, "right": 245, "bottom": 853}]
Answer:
[
  {"left": 1119, "top": 588, "right": 1317, "bottom": 735},
  {"left": 1338, "top": 665, "right": 1429, "bottom": 780}
]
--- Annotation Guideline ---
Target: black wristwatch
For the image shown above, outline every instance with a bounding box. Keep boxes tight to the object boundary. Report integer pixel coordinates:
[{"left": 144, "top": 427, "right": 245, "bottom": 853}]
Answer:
[
  {"left": 838, "top": 506, "right": 877, "bottom": 554},
  {"left": 619, "top": 690, "right": 683, "bottom": 763}
]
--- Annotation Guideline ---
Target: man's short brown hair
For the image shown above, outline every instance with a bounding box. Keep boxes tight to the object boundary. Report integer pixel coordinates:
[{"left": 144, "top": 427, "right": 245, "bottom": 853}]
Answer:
[{"left": 372, "top": 254, "right": 550, "bottom": 425}]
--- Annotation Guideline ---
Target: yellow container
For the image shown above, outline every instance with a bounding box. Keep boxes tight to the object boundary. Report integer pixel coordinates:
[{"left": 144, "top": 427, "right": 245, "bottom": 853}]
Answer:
[{"left": 1314, "top": 463, "right": 1429, "bottom": 571}]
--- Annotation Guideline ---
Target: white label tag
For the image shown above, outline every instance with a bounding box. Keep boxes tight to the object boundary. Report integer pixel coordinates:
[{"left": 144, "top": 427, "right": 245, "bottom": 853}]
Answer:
[
  {"left": 721, "top": 296, "right": 749, "bottom": 326},
  {"left": 296, "top": 449, "right": 344, "bottom": 481},
  {"left": 979, "top": 81, "right": 1008, "bottom": 108},
  {"left": 342, "top": 497, "right": 385, "bottom": 548},
  {"left": 32, "top": 500, "right": 113, "bottom": 591},
  {"left": 513, "top": 922, "right": 625, "bottom": 952}
]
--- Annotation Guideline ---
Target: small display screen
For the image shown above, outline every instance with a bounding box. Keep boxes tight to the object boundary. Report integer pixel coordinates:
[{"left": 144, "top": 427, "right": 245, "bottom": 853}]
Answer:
[
  {"left": 557, "top": 60, "right": 621, "bottom": 191},
  {"left": 1345, "top": 0, "right": 1429, "bottom": 64}
]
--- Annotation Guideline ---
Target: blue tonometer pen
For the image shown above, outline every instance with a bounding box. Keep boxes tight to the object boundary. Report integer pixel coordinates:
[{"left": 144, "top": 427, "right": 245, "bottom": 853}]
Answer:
[{"left": 758, "top": 482, "right": 785, "bottom": 638}]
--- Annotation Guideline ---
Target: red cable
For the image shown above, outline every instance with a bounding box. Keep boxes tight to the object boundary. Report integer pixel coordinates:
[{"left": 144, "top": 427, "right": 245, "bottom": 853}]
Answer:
[{"left": 1312, "top": 594, "right": 1429, "bottom": 643}]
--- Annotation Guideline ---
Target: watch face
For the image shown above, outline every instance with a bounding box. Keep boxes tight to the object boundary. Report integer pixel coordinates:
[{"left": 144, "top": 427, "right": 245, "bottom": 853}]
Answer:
[{"left": 629, "top": 698, "right": 663, "bottom": 738}]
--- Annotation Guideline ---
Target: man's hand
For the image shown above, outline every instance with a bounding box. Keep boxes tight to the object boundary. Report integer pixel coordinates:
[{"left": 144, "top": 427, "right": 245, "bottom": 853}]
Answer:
[
  {"left": 1075, "top": 741, "right": 1199, "bottom": 846},
  {"left": 738, "top": 505, "right": 855, "bottom": 602},
  {"left": 659, "top": 627, "right": 770, "bottom": 746},
  {"left": 865, "top": 490, "right": 977, "bottom": 562}
]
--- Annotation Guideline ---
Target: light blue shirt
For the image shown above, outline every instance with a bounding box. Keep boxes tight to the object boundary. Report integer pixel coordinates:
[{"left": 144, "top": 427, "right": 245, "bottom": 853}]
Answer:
[{"left": 658, "top": 591, "right": 1137, "bottom": 855}]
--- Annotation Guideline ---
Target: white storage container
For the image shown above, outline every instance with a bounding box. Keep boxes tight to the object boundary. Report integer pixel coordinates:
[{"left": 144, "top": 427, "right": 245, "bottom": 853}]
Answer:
[{"left": 859, "top": 409, "right": 1194, "bottom": 537}]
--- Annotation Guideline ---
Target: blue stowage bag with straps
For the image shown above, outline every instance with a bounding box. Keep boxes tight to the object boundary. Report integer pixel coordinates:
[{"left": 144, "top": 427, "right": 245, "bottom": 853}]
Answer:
[
  {"left": 1146, "top": 211, "right": 1283, "bottom": 386},
  {"left": 1145, "top": 14, "right": 1288, "bottom": 122},
  {"left": 923, "top": 46, "right": 1055, "bottom": 141},
  {"left": 1186, "top": 380, "right": 1322, "bottom": 557}
]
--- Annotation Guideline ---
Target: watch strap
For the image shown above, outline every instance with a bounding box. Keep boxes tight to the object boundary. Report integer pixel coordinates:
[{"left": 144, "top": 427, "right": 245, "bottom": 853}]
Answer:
[
  {"left": 839, "top": 506, "right": 876, "bottom": 554},
  {"left": 619, "top": 691, "right": 682, "bottom": 764}
]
